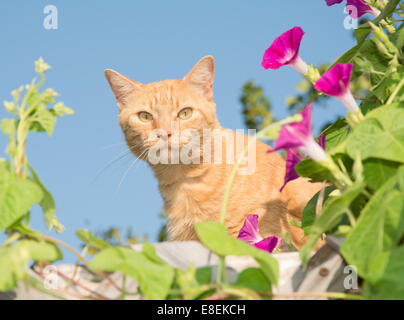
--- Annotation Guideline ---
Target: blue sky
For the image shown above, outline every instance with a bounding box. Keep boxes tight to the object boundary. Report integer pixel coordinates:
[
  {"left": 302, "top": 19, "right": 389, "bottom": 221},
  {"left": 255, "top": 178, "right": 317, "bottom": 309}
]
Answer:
[{"left": 0, "top": 1, "right": 357, "bottom": 262}]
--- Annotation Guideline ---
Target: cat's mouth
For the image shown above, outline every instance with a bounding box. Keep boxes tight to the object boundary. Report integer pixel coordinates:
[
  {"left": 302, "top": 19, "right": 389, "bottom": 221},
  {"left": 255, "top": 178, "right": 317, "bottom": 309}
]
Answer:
[{"left": 144, "top": 136, "right": 203, "bottom": 165}]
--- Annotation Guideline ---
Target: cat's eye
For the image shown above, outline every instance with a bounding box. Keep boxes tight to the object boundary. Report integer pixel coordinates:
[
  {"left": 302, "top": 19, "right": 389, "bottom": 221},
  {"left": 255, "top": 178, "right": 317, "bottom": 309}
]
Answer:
[
  {"left": 138, "top": 111, "right": 153, "bottom": 122},
  {"left": 178, "top": 108, "right": 193, "bottom": 120}
]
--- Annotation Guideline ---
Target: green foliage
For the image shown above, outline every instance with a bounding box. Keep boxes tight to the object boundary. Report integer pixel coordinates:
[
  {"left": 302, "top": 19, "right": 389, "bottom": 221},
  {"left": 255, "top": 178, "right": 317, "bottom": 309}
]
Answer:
[
  {"left": 240, "top": 81, "right": 273, "bottom": 130},
  {"left": 77, "top": 226, "right": 148, "bottom": 256},
  {"left": 29, "top": 165, "right": 64, "bottom": 233},
  {"left": 195, "top": 222, "right": 279, "bottom": 286},
  {"left": 90, "top": 244, "right": 175, "bottom": 300},
  {"left": 301, "top": 185, "right": 337, "bottom": 235},
  {"left": 346, "top": 104, "right": 404, "bottom": 162},
  {"left": 235, "top": 268, "right": 272, "bottom": 295},
  {"left": 0, "top": 240, "right": 62, "bottom": 291},
  {"left": 295, "top": 3, "right": 404, "bottom": 299},
  {"left": 300, "top": 182, "right": 365, "bottom": 265},
  {"left": 76, "top": 229, "right": 112, "bottom": 251},
  {"left": 0, "top": 160, "right": 43, "bottom": 232},
  {"left": 0, "top": 58, "right": 73, "bottom": 291},
  {"left": 340, "top": 172, "right": 404, "bottom": 278}
]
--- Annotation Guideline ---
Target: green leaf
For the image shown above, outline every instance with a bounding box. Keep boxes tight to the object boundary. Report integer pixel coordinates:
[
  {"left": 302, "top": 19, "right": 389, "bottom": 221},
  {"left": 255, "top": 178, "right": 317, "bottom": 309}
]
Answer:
[
  {"left": 30, "top": 108, "right": 56, "bottom": 136},
  {"left": 382, "top": 190, "right": 404, "bottom": 250},
  {"left": 0, "top": 160, "right": 43, "bottom": 232},
  {"left": 90, "top": 246, "right": 175, "bottom": 300},
  {"left": 142, "top": 242, "right": 166, "bottom": 264},
  {"left": 363, "top": 158, "right": 399, "bottom": 191},
  {"left": 358, "top": 40, "right": 390, "bottom": 78},
  {"left": 319, "top": 119, "right": 350, "bottom": 150},
  {"left": 76, "top": 229, "right": 111, "bottom": 251},
  {"left": 392, "top": 22, "right": 404, "bottom": 49},
  {"left": 372, "top": 67, "right": 404, "bottom": 103},
  {"left": 300, "top": 182, "right": 365, "bottom": 267},
  {"left": 0, "top": 239, "right": 62, "bottom": 291},
  {"left": 333, "top": 43, "right": 363, "bottom": 65},
  {"left": 1, "top": 119, "right": 16, "bottom": 136},
  {"left": 346, "top": 104, "right": 404, "bottom": 163},
  {"left": 340, "top": 175, "right": 403, "bottom": 278},
  {"left": 364, "top": 246, "right": 404, "bottom": 299},
  {"left": 52, "top": 102, "right": 74, "bottom": 117},
  {"left": 195, "top": 267, "right": 212, "bottom": 285},
  {"left": 295, "top": 158, "right": 335, "bottom": 183},
  {"left": 28, "top": 165, "right": 64, "bottom": 233},
  {"left": 16, "top": 240, "right": 63, "bottom": 262},
  {"left": 301, "top": 185, "right": 337, "bottom": 235},
  {"left": 235, "top": 267, "right": 272, "bottom": 295},
  {"left": 0, "top": 247, "right": 18, "bottom": 291},
  {"left": 360, "top": 94, "right": 382, "bottom": 114},
  {"left": 398, "top": 166, "right": 404, "bottom": 192},
  {"left": 195, "top": 222, "right": 278, "bottom": 286}
]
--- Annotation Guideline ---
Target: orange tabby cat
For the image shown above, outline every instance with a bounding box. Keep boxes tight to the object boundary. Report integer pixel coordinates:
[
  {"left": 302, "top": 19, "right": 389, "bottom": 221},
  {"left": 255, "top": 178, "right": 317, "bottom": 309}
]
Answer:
[{"left": 104, "top": 56, "right": 323, "bottom": 249}]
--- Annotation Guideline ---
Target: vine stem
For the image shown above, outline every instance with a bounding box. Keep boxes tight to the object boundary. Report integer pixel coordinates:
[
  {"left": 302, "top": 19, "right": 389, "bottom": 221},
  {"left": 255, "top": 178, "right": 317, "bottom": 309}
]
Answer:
[
  {"left": 26, "top": 276, "right": 67, "bottom": 300},
  {"left": 353, "top": 95, "right": 378, "bottom": 101},
  {"left": 216, "top": 116, "right": 302, "bottom": 286},
  {"left": 219, "top": 132, "right": 263, "bottom": 224},
  {"left": 38, "top": 262, "right": 109, "bottom": 300},
  {"left": 386, "top": 76, "right": 404, "bottom": 105},
  {"left": 121, "top": 275, "right": 127, "bottom": 300},
  {"left": 219, "top": 116, "right": 301, "bottom": 224},
  {"left": 37, "top": 234, "right": 122, "bottom": 292},
  {"left": 346, "top": 209, "right": 357, "bottom": 227},
  {"left": 15, "top": 73, "right": 46, "bottom": 177}
]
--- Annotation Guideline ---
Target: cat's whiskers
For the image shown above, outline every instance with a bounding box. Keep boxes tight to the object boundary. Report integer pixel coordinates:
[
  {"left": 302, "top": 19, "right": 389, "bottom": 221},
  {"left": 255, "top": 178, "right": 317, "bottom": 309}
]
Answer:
[
  {"left": 91, "top": 144, "right": 143, "bottom": 185},
  {"left": 115, "top": 147, "right": 149, "bottom": 194}
]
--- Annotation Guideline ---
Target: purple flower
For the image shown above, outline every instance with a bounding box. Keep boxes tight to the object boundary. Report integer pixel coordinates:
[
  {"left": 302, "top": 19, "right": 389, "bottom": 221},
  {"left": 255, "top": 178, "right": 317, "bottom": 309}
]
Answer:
[
  {"left": 325, "top": 0, "right": 344, "bottom": 5},
  {"left": 314, "top": 63, "right": 359, "bottom": 113},
  {"left": 280, "top": 148, "right": 303, "bottom": 192},
  {"left": 346, "top": 0, "right": 380, "bottom": 18},
  {"left": 279, "top": 135, "right": 326, "bottom": 192},
  {"left": 238, "top": 215, "right": 278, "bottom": 253},
  {"left": 318, "top": 133, "right": 326, "bottom": 150},
  {"left": 325, "top": 0, "right": 380, "bottom": 18},
  {"left": 269, "top": 105, "right": 327, "bottom": 191},
  {"left": 261, "top": 27, "right": 308, "bottom": 75}
]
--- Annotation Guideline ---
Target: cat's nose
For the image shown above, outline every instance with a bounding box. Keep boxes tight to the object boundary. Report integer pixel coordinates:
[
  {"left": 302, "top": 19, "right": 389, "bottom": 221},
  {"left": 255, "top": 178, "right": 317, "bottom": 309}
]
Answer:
[{"left": 156, "top": 129, "right": 171, "bottom": 141}]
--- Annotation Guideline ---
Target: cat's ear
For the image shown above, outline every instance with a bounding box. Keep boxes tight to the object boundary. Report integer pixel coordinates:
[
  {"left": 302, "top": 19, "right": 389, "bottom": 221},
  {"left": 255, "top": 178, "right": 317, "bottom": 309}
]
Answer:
[
  {"left": 183, "top": 56, "right": 215, "bottom": 99},
  {"left": 104, "top": 69, "right": 142, "bottom": 109}
]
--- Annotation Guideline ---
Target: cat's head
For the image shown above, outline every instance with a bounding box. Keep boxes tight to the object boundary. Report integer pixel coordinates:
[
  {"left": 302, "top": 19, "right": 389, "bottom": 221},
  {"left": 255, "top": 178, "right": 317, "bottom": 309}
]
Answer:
[{"left": 105, "top": 56, "right": 219, "bottom": 164}]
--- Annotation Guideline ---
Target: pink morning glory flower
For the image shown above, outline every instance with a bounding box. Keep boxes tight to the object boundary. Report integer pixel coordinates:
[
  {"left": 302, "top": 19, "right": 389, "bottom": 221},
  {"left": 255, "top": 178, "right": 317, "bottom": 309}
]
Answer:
[
  {"left": 273, "top": 105, "right": 326, "bottom": 162},
  {"left": 318, "top": 133, "right": 326, "bottom": 150},
  {"left": 279, "top": 134, "right": 326, "bottom": 192},
  {"left": 268, "top": 105, "right": 327, "bottom": 191},
  {"left": 346, "top": 0, "right": 380, "bottom": 18},
  {"left": 261, "top": 26, "right": 308, "bottom": 75},
  {"left": 238, "top": 215, "right": 278, "bottom": 253},
  {"left": 325, "top": 0, "right": 380, "bottom": 18},
  {"left": 314, "top": 63, "right": 359, "bottom": 113},
  {"left": 325, "top": 0, "right": 344, "bottom": 5},
  {"left": 280, "top": 148, "right": 302, "bottom": 192}
]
